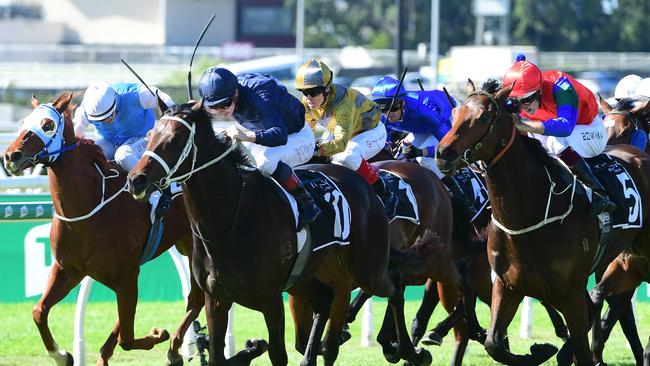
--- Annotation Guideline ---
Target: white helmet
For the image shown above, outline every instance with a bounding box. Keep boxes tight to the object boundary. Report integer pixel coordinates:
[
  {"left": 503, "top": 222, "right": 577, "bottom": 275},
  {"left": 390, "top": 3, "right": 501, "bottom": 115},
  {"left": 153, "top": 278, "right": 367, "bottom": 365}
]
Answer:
[
  {"left": 634, "top": 77, "right": 650, "bottom": 99},
  {"left": 614, "top": 74, "right": 641, "bottom": 99},
  {"left": 82, "top": 82, "right": 117, "bottom": 121}
]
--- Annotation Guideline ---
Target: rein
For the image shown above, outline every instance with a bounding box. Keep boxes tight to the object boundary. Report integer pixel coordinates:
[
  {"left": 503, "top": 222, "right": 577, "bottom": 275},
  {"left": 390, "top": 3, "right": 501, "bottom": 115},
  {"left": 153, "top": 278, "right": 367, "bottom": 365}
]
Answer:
[{"left": 144, "top": 114, "right": 245, "bottom": 238}]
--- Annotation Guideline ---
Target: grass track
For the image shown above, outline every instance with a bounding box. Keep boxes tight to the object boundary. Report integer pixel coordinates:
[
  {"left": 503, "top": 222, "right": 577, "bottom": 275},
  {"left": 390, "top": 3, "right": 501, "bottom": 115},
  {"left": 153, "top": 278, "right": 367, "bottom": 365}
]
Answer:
[{"left": 0, "top": 300, "right": 646, "bottom": 365}]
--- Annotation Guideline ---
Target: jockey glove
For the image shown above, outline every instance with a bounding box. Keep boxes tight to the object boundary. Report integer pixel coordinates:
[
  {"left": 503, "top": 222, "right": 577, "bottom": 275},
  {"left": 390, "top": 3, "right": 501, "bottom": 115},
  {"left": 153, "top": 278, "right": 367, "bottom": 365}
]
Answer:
[{"left": 402, "top": 144, "right": 424, "bottom": 159}]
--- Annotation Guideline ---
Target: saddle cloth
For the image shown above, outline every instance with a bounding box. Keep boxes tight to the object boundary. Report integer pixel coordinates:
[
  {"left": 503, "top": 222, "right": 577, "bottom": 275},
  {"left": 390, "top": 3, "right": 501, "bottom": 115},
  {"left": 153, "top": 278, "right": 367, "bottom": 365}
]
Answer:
[
  {"left": 274, "top": 170, "right": 352, "bottom": 252},
  {"left": 148, "top": 182, "right": 183, "bottom": 223},
  {"left": 450, "top": 166, "right": 490, "bottom": 222},
  {"left": 586, "top": 154, "right": 643, "bottom": 229},
  {"left": 378, "top": 170, "right": 420, "bottom": 224}
]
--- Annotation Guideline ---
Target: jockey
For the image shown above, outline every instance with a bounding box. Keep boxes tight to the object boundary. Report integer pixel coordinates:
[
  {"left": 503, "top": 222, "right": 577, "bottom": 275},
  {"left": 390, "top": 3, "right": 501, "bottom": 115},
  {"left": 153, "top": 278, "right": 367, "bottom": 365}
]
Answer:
[
  {"left": 198, "top": 66, "right": 320, "bottom": 230},
  {"left": 614, "top": 74, "right": 641, "bottom": 100},
  {"left": 502, "top": 54, "right": 616, "bottom": 217},
  {"left": 634, "top": 77, "right": 650, "bottom": 99},
  {"left": 295, "top": 59, "right": 397, "bottom": 217},
  {"left": 370, "top": 76, "right": 477, "bottom": 216},
  {"left": 73, "top": 81, "right": 176, "bottom": 220}
]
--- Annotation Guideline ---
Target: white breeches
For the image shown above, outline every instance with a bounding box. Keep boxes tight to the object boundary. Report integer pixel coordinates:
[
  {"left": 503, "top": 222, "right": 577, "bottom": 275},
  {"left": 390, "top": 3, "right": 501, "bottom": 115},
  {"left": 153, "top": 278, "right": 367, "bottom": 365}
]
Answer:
[
  {"left": 530, "top": 118, "right": 607, "bottom": 158},
  {"left": 242, "top": 123, "right": 315, "bottom": 175},
  {"left": 96, "top": 136, "right": 147, "bottom": 172},
  {"left": 330, "top": 122, "right": 387, "bottom": 170}
]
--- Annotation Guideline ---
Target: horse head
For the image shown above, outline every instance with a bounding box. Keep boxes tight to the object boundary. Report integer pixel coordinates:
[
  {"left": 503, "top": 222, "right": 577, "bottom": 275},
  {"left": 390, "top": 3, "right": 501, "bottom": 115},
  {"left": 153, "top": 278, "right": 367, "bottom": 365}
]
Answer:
[
  {"left": 436, "top": 79, "right": 515, "bottom": 176},
  {"left": 4, "top": 92, "right": 75, "bottom": 175},
  {"left": 600, "top": 95, "right": 650, "bottom": 147}
]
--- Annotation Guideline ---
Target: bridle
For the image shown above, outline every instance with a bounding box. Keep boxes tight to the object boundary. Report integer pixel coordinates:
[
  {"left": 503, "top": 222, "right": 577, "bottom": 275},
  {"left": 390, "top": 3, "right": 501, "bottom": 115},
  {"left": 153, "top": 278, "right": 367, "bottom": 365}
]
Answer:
[
  {"left": 457, "top": 91, "right": 516, "bottom": 170},
  {"left": 142, "top": 115, "right": 236, "bottom": 190},
  {"left": 22, "top": 103, "right": 77, "bottom": 166}
]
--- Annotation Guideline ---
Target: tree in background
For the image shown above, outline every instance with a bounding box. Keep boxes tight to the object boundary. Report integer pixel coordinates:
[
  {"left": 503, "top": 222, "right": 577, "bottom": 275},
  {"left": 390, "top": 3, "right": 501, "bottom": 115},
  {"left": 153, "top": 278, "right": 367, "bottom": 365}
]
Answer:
[
  {"left": 284, "top": 0, "right": 473, "bottom": 52},
  {"left": 285, "top": 0, "right": 650, "bottom": 52}
]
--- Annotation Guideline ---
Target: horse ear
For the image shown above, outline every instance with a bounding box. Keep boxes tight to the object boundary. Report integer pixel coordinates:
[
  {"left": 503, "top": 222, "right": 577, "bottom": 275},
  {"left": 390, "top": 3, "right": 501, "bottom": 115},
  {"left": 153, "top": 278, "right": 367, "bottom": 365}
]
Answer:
[
  {"left": 31, "top": 94, "right": 40, "bottom": 108},
  {"left": 598, "top": 93, "right": 612, "bottom": 114},
  {"left": 494, "top": 82, "right": 513, "bottom": 104},
  {"left": 156, "top": 90, "right": 169, "bottom": 114},
  {"left": 465, "top": 79, "right": 476, "bottom": 94},
  {"left": 52, "top": 92, "right": 74, "bottom": 112},
  {"left": 191, "top": 98, "right": 204, "bottom": 111}
]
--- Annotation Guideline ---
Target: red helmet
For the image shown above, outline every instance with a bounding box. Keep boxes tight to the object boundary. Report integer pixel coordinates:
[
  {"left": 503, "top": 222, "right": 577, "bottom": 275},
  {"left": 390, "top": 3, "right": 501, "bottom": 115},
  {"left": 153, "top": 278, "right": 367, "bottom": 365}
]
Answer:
[{"left": 502, "top": 54, "right": 542, "bottom": 98}]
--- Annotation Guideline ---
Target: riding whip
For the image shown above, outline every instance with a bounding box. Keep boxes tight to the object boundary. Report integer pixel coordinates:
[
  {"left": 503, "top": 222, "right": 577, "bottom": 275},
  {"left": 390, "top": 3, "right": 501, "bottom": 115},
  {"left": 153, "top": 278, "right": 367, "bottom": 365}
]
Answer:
[{"left": 187, "top": 14, "right": 216, "bottom": 101}]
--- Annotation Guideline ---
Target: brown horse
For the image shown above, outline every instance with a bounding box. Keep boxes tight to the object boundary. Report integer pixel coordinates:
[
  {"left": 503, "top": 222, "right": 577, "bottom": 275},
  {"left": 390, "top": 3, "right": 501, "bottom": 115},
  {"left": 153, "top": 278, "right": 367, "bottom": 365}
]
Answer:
[
  {"left": 289, "top": 158, "right": 470, "bottom": 365},
  {"left": 2, "top": 92, "right": 204, "bottom": 366},
  {"left": 588, "top": 95, "right": 650, "bottom": 366},
  {"left": 601, "top": 95, "right": 650, "bottom": 153},
  {"left": 436, "top": 80, "right": 650, "bottom": 365},
  {"left": 126, "top": 101, "right": 433, "bottom": 366}
]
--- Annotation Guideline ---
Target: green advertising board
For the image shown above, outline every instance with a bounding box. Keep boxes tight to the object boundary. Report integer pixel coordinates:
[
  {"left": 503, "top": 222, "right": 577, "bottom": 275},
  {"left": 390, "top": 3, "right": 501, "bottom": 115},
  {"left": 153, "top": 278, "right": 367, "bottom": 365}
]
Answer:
[{"left": 1, "top": 194, "right": 649, "bottom": 304}]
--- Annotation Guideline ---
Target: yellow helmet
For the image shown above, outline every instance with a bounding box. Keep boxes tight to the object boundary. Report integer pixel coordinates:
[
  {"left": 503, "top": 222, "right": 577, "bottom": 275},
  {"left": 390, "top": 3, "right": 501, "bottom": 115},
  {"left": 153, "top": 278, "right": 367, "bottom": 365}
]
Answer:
[{"left": 295, "top": 59, "right": 333, "bottom": 90}]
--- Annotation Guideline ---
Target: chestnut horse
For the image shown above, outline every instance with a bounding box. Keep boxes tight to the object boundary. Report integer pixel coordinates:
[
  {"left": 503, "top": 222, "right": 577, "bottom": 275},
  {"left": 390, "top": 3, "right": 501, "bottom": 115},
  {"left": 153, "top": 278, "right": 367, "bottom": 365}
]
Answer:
[
  {"left": 3, "top": 92, "right": 204, "bottom": 366},
  {"left": 126, "top": 101, "right": 433, "bottom": 366},
  {"left": 436, "top": 80, "right": 650, "bottom": 365},
  {"left": 602, "top": 95, "right": 650, "bottom": 153}
]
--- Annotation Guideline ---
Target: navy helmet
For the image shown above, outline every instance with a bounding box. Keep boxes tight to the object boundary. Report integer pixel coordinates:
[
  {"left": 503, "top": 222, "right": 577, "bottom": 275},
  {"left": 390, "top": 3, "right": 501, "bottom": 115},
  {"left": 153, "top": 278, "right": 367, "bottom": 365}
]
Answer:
[{"left": 198, "top": 67, "right": 238, "bottom": 107}]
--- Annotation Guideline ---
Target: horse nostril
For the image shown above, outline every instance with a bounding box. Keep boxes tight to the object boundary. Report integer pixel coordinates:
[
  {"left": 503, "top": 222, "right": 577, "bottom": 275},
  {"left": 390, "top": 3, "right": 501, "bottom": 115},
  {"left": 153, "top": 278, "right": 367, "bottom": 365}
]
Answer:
[
  {"left": 9, "top": 150, "right": 23, "bottom": 162},
  {"left": 129, "top": 174, "right": 148, "bottom": 193}
]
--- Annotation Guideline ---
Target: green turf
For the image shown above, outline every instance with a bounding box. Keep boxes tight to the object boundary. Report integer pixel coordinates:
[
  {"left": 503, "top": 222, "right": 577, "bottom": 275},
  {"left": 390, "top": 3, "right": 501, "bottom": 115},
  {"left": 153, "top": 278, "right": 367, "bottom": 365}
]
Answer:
[{"left": 0, "top": 300, "right": 646, "bottom": 365}]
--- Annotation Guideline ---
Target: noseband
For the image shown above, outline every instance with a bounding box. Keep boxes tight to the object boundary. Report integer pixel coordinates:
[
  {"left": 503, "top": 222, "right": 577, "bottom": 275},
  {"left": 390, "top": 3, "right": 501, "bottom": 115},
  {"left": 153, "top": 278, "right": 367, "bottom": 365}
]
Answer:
[{"left": 460, "top": 91, "right": 516, "bottom": 169}]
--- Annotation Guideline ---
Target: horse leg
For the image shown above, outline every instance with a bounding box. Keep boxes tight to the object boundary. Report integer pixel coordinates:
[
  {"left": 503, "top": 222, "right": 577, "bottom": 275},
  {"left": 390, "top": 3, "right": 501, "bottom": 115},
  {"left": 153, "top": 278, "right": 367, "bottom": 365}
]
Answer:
[
  {"left": 33, "top": 262, "right": 83, "bottom": 366},
  {"left": 541, "top": 301, "right": 568, "bottom": 341},
  {"left": 456, "top": 259, "right": 485, "bottom": 344},
  {"left": 438, "top": 283, "right": 469, "bottom": 366},
  {"left": 320, "top": 285, "right": 350, "bottom": 366},
  {"left": 288, "top": 294, "right": 313, "bottom": 354},
  {"left": 558, "top": 290, "right": 595, "bottom": 366},
  {"left": 421, "top": 283, "right": 464, "bottom": 346},
  {"left": 598, "top": 291, "right": 644, "bottom": 366},
  {"left": 113, "top": 276, "right": 170, "bottom": 355},
  {"left": 289, "top": 278, "right": 333, "bottom": 366},
  {"left": 261, "top": 295, "right": 289, "bottom": 366},
  {"left": 484, "top": 277, "right": 557, "bottom": 365},
  {"left": 617, "top": 294, "right": 644, "bottom": 366},
  {"left": 410, "top": 279, "right": 440, "bottom": 346},
  {"left": 97, "top": 321, "right": 120, "bottom": 365},
  {"left": 167, "top": 271, "right": 205, "bottom": 366},
  {"left": 340, "top": 290, "right": 371, "bottom": 345}
]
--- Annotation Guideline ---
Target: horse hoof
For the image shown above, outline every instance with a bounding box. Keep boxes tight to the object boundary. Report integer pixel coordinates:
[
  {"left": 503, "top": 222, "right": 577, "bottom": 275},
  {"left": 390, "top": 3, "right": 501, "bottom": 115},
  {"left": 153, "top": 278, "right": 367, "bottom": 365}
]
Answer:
[
  {"left": 595, "top": 363, "right": 607, "bottom": 366},
  {"left": 470, "top": 327, "right": 487, "bottom": 344},
  {"left": 382, "top": 342, "right": 400, "bottom": 364},
  {"left": 409, "top": 348, "right": 432, "bottom": 366},
  {"left": 66, "top": 352, "right": 74, "bottom": 366},
  {"left": 530, "top": 343, "right": 558, "bottom": 364},
  {"left": 151, "top": 327, "right": 170, "bottom": 342},
  {"left": 166, "top": 349, "right": 183, "bottom": 366},
  {"left": 245, "top": 338, "right": 269, "bottom": 358},
  {"left": 420, "top": 331, "right": 442, "bottom": 346}
]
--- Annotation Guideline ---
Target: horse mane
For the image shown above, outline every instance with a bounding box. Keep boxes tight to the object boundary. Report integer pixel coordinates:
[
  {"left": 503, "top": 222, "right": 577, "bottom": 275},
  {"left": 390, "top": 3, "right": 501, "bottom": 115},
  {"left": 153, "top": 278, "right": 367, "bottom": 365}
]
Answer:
[
  {"left": 170, "top": 102, "right": 255, "bottom": 168},
  {"left": 481, "top": 79, "right": 502, "bottom": 94},
  {"left": 75, "top": 137, "right": 114, "bottom": 172},
  {"left": 613, "top": 97, "right": 638, "bottom": 112},
  {"left": 519, "top": 135, "right": 570, "bottom": 180}
]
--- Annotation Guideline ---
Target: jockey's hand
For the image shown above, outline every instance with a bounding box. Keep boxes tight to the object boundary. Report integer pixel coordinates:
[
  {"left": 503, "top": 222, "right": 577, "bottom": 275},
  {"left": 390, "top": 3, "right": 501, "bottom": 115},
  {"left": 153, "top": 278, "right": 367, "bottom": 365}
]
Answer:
[
  {"left": 513, "top": 118, "right": 545, "bottom": 134},
  {"left": 402, "top": 144, "right": 423, "bottom": 159},
  {"left": 226, "top": 125, "right": 256, "bottom": 142}
]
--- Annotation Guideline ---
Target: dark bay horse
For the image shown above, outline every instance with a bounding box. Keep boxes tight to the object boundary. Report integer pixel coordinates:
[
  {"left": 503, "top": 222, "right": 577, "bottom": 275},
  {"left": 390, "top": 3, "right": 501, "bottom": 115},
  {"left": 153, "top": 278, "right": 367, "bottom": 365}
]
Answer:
[
  {"left": 289, "top": 158, "right": 472, "bottom": 364},
  {"left": 436, "top": 81, "right": 650, "bottom": 365},
  {"left": 126, "top": 101, "right": 432, "bottom": 366},
  {"left": 589, "top": 95, "right": 650, "bottom": 365},
  {"left": 2, "top": 92, "right": 204, "bottom": 366}
]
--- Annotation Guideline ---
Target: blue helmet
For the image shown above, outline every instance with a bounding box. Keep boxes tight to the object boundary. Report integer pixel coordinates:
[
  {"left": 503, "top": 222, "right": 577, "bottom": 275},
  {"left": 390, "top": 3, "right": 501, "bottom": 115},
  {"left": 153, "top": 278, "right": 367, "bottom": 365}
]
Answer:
[
  {"left": 371, "top": 76, "right": 406, "bottom": 103},
  {"left": 198, "top": 67, "right": 238, "bottom": 107}
]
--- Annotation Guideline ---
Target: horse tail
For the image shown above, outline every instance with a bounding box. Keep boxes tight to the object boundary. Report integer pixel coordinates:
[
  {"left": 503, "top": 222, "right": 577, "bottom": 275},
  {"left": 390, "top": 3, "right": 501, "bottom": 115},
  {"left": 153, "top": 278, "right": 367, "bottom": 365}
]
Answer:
[
  {"left": 450, "top": 196, "right": 486, "bottom": 258},
  {"left": 388, "top": 229, "right": 445, "bottom": 278}
]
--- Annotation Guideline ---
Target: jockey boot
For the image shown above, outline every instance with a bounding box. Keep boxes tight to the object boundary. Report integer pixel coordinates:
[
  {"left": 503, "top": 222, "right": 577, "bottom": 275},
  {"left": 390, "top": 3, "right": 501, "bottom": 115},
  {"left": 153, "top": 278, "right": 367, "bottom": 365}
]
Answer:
[
  {"left": 274, "top": 162, "right": 320, "bottom": 230},
  {"left": 155, "top": 186, "right": 173, "bottom": 220},
  {"left": 357, "top": 159, "right": 397, "bottom": 218},
  {"left": 441, "top": 175, "right": 477, "bottom": 219},
  {"left": 569, "top": 157, "right": 617, "bottom": 218}
]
